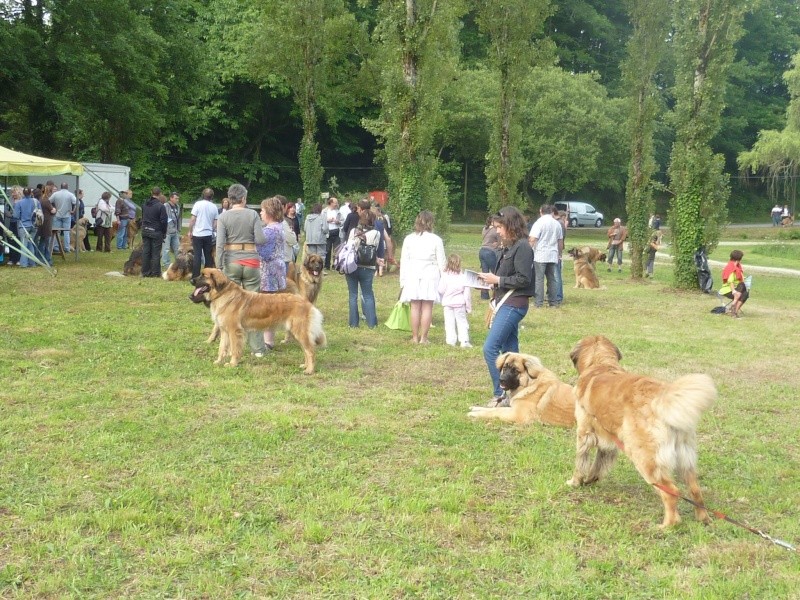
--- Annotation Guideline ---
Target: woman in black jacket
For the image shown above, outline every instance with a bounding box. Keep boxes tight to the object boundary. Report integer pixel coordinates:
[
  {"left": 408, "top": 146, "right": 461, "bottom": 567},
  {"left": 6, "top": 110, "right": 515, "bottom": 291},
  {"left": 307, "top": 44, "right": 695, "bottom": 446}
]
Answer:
[{"left": 478, "top": 206, "right": 535, "bottom": 405}]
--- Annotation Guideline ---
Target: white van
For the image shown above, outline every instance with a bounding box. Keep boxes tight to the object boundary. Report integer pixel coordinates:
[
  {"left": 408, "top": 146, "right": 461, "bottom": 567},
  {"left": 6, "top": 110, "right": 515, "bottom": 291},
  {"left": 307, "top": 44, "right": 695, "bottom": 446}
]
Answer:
[{"left": 554, "top": 201, "right": 604, "bottom": 228}]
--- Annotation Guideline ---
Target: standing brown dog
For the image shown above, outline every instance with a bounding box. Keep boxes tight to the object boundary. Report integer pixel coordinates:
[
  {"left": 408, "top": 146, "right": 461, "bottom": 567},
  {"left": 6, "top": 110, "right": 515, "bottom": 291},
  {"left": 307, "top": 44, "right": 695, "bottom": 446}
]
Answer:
[
  {"left": 468, "top": 353, "right": 576, "bottom": 426},
  {"left": 568, "top": 336, "right": 716, "bottom": 528},
  {"left": 192, "top": 268, "right": 326, "bottom": 373},
  {"left": 290, "top": 253, "right": 324, "bottom": 305}
]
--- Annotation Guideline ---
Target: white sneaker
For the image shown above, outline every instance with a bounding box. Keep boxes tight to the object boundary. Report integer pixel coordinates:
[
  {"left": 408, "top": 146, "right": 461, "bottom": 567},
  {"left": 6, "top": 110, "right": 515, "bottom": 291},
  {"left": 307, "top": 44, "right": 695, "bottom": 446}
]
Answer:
[{"left": 461, "top": 342, "right": 473, "bottom": 348}]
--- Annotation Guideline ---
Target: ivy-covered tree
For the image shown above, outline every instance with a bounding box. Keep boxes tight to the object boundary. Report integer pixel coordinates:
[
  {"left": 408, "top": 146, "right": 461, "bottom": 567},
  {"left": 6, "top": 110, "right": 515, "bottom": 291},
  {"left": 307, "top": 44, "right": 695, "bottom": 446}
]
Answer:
[
  {"left": 366, "top": 0, "right": 465, "bottom": 237},
  {"left": 667, "top": 0, "right": 747, "bottom": 289},
  {"left": 476, "top": 0, "right": 553, "bottom": 212},
  {"left": 621, "top": 0, "right": 669, "bottom": 278}
]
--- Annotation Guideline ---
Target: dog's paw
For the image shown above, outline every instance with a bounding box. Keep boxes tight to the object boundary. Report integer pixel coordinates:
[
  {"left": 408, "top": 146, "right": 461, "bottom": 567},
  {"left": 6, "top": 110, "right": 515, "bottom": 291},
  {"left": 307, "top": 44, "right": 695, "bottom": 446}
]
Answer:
[
  {"left": 214, "top": 359, "right": 225, "bottom": 366},
  {"left": 566, "top": 477, "right": 580, "bottom": 487}
]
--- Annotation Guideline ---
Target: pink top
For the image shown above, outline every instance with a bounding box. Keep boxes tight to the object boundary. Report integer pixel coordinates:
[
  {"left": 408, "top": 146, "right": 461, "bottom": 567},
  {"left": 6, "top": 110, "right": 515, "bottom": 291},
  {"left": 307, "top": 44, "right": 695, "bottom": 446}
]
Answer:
[{"left": 437, "top": 271, "right": 472, "bottom": 312}]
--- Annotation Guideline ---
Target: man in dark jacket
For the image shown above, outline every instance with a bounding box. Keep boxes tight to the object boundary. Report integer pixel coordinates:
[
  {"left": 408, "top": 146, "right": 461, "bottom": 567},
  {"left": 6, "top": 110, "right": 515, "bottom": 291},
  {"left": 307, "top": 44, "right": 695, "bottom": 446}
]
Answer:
[{"left": 140, "top": 187, "right": 168, "bottom": 277}]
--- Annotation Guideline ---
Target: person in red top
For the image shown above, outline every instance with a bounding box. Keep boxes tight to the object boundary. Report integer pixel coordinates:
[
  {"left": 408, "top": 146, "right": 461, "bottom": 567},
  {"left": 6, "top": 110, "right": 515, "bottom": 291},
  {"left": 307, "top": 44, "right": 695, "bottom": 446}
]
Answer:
[{"left": 719, "top": 249, "right": 748, "bottom": 318}]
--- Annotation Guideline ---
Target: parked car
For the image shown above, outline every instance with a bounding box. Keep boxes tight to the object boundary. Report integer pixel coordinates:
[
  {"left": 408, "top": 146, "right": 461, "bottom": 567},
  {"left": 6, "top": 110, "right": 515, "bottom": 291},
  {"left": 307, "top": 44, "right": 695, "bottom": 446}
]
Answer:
[{"left": 554, "top": 201, "right": 604, "bottom": 228}]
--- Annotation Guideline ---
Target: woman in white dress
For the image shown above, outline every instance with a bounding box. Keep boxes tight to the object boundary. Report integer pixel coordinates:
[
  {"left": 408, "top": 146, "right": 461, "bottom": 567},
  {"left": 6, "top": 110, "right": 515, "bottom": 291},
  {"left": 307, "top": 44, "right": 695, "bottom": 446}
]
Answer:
[{"left": 399, "top": 211, "right": 447, "bottom": 344}]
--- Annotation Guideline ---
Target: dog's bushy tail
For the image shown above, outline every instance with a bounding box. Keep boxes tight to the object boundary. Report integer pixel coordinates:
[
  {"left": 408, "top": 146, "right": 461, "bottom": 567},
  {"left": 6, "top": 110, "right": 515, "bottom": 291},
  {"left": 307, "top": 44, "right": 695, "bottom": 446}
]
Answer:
[
  {"left": 655, "top": 374, "right": 716, "bottom": 432},
  {"left": 310, "top": 306, "right": 327, "bottom": 348}
]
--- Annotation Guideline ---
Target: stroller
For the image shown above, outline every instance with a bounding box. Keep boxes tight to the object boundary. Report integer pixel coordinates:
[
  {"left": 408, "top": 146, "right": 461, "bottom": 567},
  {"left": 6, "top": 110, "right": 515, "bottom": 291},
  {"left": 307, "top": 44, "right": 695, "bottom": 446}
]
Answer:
[{"left": 694, "top": 247, "right": 713, "bottom": 294}]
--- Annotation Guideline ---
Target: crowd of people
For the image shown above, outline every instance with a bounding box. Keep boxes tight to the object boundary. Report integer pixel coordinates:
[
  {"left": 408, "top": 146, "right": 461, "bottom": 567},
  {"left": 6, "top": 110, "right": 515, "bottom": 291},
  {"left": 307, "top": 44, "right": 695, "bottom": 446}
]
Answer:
[{"left": 4, "top": 182, "right": 754, "bottom": 395}]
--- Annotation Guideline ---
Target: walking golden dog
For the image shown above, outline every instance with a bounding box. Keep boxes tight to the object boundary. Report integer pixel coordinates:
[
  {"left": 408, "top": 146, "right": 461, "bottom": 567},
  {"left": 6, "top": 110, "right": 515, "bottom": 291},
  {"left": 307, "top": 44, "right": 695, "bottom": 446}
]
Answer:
[
  {"left": 568, "top": 335, "right": 716, "bottom": 528},
  {"left": 468, "top": 353, "right": 576, "bottom": 426},
  {"left": 191, "top": 268, "right": 326, "bottom": 373}
]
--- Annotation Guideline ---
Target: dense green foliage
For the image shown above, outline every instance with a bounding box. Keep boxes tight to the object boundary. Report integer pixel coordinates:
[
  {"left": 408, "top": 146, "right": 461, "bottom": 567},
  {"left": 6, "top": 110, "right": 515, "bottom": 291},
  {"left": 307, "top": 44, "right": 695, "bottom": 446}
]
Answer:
[
  {"left": 621, "top": 0, "right": 669, "bottom": 278},
  {"left": 667, "top": 0, "right": 747, "bottom": 289},
  {"left": 1, "top": 0, "right": 799, "bottom": 229}
]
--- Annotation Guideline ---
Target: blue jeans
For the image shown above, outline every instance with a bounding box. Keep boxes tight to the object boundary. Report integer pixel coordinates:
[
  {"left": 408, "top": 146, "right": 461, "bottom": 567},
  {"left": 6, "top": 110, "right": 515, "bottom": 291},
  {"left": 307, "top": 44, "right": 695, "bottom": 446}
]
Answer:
[
  {"left": 18, "top": 226, "right": 37, "bottom": 267},
  {"left": 346, "top": 267, "right": 377, "bottom": 327},
  {"left": 479, "top": 247, "right": 498, "bottom": 299},
  {"left": 116, "top": 218, "right": 129, "bottom": 249},
  {"left": 483, "top": 303, "right": 528, "bottom": 397},
  {"left": 53, "top": 216, "right": 71, "bottom": 251},
  {"left": 534, "top": 262, "right": 559, "bottom": 308},
  {"left": 161, "top": 231, "right": 180, "bottom": 268},
  {"left": 608, "top": 245, "right": 623, "bottom": 266},
  {"left": 37, "top": 234, "right": 52, "bottom": 265},
  {"left": 554, "top": 259, "right": 563, "bottom": 303}
]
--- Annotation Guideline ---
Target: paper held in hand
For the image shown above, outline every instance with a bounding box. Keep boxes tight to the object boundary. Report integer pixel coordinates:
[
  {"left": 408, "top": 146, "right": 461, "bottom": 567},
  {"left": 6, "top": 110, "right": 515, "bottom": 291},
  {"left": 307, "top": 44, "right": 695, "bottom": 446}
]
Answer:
[{"left": 464, "top": 269, "right": 492, "bottom": 290}]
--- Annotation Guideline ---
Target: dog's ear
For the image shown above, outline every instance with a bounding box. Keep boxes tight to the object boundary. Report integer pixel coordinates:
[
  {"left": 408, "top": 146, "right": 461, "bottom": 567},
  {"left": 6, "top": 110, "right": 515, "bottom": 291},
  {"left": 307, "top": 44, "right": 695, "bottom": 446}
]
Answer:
[
  {"left": 569, "top": 340, "right": 584, "bottom": 367},
  {"left": 524, "top": 356, "right": 543, "bottom": 379},
  {"left": 496, "top": 352, "right": 509, "bottom": 371}
]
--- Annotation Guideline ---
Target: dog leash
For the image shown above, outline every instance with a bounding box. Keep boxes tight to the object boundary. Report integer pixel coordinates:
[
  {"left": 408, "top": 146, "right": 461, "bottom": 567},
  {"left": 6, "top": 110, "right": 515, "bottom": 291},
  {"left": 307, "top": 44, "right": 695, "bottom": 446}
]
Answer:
[
  {"left": 587, "top": 413, "right": 798, "bottom": 554},
  {"left": 651, "top": 482, "right": 798, "bottom": 553}
]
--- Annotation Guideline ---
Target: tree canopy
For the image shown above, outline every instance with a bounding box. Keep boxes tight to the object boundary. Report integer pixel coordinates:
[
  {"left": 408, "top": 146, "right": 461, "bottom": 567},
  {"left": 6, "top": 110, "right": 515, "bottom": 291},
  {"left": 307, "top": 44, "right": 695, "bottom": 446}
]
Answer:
[{"left": 1, "top": 0, "right": 797, "bottom": 234}]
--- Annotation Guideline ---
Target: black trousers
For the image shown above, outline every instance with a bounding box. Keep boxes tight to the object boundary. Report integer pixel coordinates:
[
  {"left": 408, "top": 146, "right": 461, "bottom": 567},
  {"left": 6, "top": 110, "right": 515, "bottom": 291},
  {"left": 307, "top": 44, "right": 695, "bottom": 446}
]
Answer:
[
  {"left": 324, "top": 229, "right": 339, "bottom": 269},
  {"left": 141, "top": 235, "right": 163, "bottom": 277},
  {"left": 192, "top": 235, "right": 215, "bottom": 279}
]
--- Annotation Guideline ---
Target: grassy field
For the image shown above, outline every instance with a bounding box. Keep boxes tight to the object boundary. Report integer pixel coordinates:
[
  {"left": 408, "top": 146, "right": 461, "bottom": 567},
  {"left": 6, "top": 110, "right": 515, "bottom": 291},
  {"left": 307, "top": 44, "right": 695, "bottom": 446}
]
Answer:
[{"left": 1, "top": 226, "right": 799, "bottom": 598}]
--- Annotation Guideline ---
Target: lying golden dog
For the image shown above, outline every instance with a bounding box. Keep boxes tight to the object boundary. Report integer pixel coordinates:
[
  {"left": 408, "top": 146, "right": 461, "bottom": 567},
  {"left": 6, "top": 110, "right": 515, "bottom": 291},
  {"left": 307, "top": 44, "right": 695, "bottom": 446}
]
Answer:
[
  {"left": 468, "top": 353, "right": 576, "bottom": 426},
  {"left": 162, "top": 249, "right": 193, "bottom": 281},
  {"left": 191, "top": 268, "right": 325, "bottom": 373},
  {"left": 568, "top": 335, "right": 716, "bottom": 528},
  {"left": 567, "top": 247, "right": 601, "bottom": 289}
]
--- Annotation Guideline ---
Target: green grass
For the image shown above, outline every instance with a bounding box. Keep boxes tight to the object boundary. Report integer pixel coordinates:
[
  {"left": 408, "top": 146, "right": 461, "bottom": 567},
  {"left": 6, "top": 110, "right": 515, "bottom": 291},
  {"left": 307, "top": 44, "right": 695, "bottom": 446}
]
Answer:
[{"left": 1, "top": 232, "right": 799, "bottom": 598}]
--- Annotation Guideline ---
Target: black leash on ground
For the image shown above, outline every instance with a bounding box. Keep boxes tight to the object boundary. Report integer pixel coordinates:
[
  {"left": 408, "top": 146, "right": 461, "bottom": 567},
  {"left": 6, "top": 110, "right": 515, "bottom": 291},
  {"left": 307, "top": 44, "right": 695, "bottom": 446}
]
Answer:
[{"left": 595, "top": 416, "right": 798, "bottom": 554}]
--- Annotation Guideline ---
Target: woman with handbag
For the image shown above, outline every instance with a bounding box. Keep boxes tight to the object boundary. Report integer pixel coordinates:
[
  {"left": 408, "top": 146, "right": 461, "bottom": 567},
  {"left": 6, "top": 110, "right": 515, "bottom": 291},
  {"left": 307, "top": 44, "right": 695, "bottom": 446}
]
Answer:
[
  {"left": 346, "top": 207, "right": 382, "bottom": 328},
  {"left": 94, "top": 192, "right": 114, "bottom": 252},
  {"left": 478, "top": 206, "right": 535, "bottom": 406}
]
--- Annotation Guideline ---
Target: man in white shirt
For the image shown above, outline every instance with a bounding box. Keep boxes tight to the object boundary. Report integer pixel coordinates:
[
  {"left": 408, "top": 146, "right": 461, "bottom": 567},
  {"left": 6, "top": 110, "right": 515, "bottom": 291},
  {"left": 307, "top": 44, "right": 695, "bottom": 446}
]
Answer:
[
  {"left": 188, "top": 187, "right": 218, "bottom": 278},
  {"left": 528, "top": 204, "right": 564, "bottom": 308}
]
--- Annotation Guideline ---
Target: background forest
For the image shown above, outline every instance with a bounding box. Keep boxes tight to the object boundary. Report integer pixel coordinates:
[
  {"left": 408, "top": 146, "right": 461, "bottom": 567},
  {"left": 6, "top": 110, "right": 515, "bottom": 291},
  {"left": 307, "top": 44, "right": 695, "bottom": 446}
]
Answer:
[{"left": 1, "top": 0, "right": 798, "bottom": 224}]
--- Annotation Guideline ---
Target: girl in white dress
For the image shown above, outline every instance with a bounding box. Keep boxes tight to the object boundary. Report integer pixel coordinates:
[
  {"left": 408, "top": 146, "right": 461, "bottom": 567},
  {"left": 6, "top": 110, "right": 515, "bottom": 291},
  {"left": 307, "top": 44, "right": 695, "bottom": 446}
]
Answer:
[{"left": 399, "top": 211, "right": 447, "bottom": 344}]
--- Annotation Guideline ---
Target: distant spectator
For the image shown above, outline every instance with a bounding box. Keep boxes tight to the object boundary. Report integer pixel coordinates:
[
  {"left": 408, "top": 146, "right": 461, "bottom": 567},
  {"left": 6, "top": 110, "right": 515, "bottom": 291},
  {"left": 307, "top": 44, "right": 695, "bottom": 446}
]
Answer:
[
  {"left": 49, "top": 183, "right": 77, "bottom": 252},
  {"left": 437, "top": 253, "right": 472, "bottom": 347},
  {"left": 645, "top": 234, "right": 659, "bottom": 278},
  {"left": 303, "top": 203, "right": 327, "bottom": 264},
  {"left": 161, "top": 191, "right": 182, "bottom": 269},
  {"left": 606, "top": 217, "right": 628, "bottom": 272},
  {"left": 140, "top": 187, "right": 168, "bottom": 277},
  {"left": 94, "top": 192, "right": 113, "bottom": 252},
  {"left": 12, "top": 187, "right": 36, "bottom": 267},
  {"left": 399, "top": 210, "right": 446, "bottom": 344},
  {"left": 771, "top": 204, "right": 782, "bottom": 227},
  {"left": 188, "top": 187, "right": 218, "bottom": 279}
]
